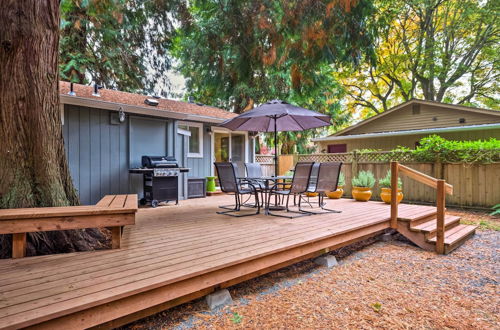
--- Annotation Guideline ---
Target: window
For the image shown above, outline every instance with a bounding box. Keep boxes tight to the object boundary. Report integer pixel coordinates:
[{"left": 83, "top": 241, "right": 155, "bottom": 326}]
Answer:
[
  {"left": 178, "top": 122, "right": 203, "bottom": 158},
  {"left": 328, "top": 144, "right": 347, "bottom": 153}
]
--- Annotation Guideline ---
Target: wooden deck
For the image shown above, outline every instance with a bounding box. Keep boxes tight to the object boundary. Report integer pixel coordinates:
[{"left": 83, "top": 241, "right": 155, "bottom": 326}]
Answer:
[{"left": 0, "top": 195, "right": 437, "bottom": 329}]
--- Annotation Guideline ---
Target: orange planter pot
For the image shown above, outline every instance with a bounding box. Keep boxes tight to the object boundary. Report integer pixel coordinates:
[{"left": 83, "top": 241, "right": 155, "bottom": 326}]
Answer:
[
  {"left": 326, "top": 186, "right": 344, "bottom": 199},
  {"left": 352, "top": 187, "right": 372, "bottom": 202},
  {"left": 305, "top": 192, "right": 319, "bottom": 197},
  {"left": 380, "top": 187, "right": 403, "bottom": 204}
]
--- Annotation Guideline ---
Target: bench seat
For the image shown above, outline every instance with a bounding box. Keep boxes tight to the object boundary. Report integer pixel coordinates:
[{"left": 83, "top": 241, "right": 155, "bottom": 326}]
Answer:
[{"left": 0, "top": 194, "right": 138, "bottom": 258}]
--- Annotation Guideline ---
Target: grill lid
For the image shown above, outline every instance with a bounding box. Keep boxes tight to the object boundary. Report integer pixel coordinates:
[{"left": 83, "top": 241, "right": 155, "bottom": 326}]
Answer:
[{"left": 142, "top": 156, "right": 178, "bottom": 168}]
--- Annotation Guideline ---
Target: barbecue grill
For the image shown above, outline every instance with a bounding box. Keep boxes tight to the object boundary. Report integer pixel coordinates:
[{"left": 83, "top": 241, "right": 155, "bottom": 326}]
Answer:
[{"left": 129, "top": 156, "right": 188, "bottom": 207}]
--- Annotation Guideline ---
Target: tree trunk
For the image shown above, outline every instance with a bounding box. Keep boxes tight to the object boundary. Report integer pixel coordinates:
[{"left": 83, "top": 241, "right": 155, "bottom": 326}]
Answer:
[{"left": 0, "top": 0, "right": 107, "bottom": 258}]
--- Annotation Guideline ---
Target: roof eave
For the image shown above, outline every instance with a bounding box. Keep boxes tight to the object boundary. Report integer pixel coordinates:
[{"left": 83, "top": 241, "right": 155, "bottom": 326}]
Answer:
[
  {"left": 311, "top": 123, "right": 500, "bottom": 142},
  {"left": 60, "top": 95, "right": 227, "bottom": 123}
]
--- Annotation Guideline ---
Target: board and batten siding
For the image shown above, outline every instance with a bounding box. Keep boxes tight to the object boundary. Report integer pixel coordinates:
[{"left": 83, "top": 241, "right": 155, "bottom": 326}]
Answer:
[
  {"left": 63, "top": 105, "right": 129, "bottom": 205},
  {"left": 317, "top": 128, "right": 500, "bottom": 152},
  {"left": 185, "top": 124, "right": 213, "bottom": 178},
  {"left": 345, "top": 103, "right": 500, "bottom": 135},
  {"left": 63, "top": 105, "right": 216, "bottom": 204}
]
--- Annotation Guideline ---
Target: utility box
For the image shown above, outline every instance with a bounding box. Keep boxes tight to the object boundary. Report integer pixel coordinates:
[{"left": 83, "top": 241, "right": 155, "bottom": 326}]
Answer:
[{"left": 187, "top": 177, "right": 207, "bottom": 199}]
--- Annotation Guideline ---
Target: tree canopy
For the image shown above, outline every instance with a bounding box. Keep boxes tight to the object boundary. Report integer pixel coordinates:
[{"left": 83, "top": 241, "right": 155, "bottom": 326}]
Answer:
[
  {"left": 338, "top": 0, "right": 499, "bottom": 116},
  {"left": 59, "top": 0, "right": 184, "bottom": 95}
]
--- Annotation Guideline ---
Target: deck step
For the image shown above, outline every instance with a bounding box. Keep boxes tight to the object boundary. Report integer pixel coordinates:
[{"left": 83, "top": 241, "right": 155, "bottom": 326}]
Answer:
[
  {"left": 427, "top": 224, "right": 477, "bottom": 253},
  {"left": 410, "top": 215, "right": 461, "bottom": 234}
]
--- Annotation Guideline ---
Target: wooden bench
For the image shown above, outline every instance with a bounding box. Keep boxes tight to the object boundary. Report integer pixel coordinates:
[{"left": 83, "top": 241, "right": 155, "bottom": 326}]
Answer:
[{"left": 0, "top": 194, "right": 138, "bottom": 258}]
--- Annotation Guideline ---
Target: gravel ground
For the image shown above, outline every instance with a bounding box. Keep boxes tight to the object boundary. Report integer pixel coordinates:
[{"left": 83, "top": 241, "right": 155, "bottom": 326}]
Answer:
[{"left": 122, "top": 211, "right": 499, "bottom": 330}]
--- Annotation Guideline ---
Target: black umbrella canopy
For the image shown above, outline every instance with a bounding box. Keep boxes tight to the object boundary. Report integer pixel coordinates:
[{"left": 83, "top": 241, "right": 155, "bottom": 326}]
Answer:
[{"left": 219, "top": 100, "right": 331, "bottom": 132}]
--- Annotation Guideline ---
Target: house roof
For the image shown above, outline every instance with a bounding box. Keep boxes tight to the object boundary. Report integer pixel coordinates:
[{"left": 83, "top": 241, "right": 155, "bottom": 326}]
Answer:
[
  {"left": 59, "top": 81, "right": 236, "bottom": 123},
  {"left": 331, "top": 99, "right": 500, "bottom": 137},
  {"left": 312, "top": 123, "right": 500, "bottom": 142}
]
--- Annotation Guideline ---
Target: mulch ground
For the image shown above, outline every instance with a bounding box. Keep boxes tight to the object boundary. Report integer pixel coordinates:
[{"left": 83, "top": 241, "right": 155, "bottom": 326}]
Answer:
[{"left": 122, "top": 210, "right": 499, "bottom": 330}]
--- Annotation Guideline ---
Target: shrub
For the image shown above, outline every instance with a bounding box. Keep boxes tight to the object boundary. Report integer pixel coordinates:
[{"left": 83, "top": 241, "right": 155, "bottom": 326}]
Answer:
[
  {"left": 378, "top": 170, "right": 402, "bottom": 188},
  {"left": 352, "top": 170, "right": 375, "bottom": 188},
  {"left": 337, "top": 172, "right": 345, "bottom": 186},
  {"left": 491, "top": 204, "right": 500, "bottom": 217},
  {"left": 413, "top": 135, "right": 500, "bottom": 163}
]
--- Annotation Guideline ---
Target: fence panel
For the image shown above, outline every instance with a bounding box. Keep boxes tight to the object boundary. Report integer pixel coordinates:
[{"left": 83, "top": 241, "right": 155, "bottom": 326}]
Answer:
[{"left": 255, "top": 153, "right": 499, "bottom": 208}]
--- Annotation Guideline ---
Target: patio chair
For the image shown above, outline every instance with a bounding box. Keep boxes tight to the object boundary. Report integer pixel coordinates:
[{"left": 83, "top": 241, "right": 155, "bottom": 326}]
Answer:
[
  {"left": 266, "top": 162, "right": 314, "bottom": 218},
  {"left": 245, "top": 163, "right": 266, "bottom": 206},
  {"left": 214, "top": 162, "right": 260, "bottom": 217},
  {"left": 301, "top": 162, "right": 343, "bottom": 214}
]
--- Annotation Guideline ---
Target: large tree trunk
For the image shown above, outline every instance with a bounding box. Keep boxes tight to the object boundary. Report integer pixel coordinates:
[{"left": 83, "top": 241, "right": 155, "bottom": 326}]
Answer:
[{"left": 0, "top": 0, "right": 107, "bottom": 258}]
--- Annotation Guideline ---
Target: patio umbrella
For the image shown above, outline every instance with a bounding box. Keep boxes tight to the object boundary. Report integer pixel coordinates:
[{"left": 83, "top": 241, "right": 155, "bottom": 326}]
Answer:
[{"left": 219, "top": 100, "right": 331, "bottom": 176}]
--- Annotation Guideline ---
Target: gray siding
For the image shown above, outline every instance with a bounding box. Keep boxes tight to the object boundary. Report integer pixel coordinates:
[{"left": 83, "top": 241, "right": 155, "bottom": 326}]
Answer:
[
  {"left": 63, "top": 106, "right": 219, "bottom": 204},
  {"left": 186, "top": 123, "right": 213, "bottom": 178},
  {"left": 63, "top": 105, "right": 129, "bottom": 205}
]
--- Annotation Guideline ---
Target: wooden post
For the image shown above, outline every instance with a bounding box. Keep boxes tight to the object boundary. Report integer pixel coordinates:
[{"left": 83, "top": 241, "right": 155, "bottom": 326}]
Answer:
[
  {"left": 352, "top": 150, "right": 358, "bottom": 178},
  {"left": 436, "top": 180, "right": 446, "bottom": 254},
  {"left": 12, "top": 233, "right": 27, "bottom": 258},
  {"left": 390, "top": 161, "right": 399, "bottom": 229},
  {"left": 111, "top": 227, "right": 122, "bottom": 249}
]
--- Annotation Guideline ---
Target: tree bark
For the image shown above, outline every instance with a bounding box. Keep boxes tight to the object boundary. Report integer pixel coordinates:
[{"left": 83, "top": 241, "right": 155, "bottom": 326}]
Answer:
[{"left": 0, "top": 0, "right": 107, "bottom": 258}]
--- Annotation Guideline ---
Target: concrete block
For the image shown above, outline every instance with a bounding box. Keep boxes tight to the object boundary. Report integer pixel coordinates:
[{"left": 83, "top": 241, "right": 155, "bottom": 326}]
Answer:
[
  {"left": 314, "top": 255, "right": 338, "bottom": 268},
  {"left": 205, "top": 289, "right": 233, "bottom": 310},
  {"left": 381, "top": 233, "right": 393, "bottom": 242}
]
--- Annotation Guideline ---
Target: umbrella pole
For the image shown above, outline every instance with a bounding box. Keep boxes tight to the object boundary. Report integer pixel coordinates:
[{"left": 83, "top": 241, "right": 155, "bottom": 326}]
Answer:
[{"left": 274, "top": 117, "right": 278, "bottom": 176}]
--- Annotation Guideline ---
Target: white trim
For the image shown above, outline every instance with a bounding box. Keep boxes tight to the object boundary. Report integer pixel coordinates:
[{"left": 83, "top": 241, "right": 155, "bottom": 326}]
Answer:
[
  {"left": 210, "top": 127, "right": 250, "bottom": 176},
  {"left": 312, "top": 123, "right": 500, "bottom": 142},
  {"left": 178, "top": 121, "right": 203, "bottom": 158}
]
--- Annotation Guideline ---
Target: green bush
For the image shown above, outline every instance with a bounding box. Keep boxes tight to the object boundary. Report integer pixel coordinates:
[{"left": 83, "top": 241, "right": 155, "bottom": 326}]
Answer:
[
  {"left": 378, "top": 170, "right": 402, "bottom": 188},
  {"left": 491, "top": 204, "right": 500, "bottom": 217},
  {"left": 337, "top": 172, "right": 345, "bottom": 186},
  {"left": 413, "top": 135, "right": 500, "bottom": 163},
  {"left": 352, "top": 170, "right": 375, "bottom": 188}
]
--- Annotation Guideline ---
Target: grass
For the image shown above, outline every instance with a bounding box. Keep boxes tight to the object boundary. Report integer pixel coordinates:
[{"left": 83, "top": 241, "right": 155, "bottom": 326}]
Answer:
[
  {"left": 449, "top": 208, "right": 500, "bottom": 231},
  {"left": 461, "top": 218, "right": 500, "bottom": 231}
]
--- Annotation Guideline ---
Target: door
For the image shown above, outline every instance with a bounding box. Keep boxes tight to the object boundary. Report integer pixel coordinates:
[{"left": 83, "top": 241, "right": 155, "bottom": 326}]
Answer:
[
  {"left": 231, "top": 133, "right": 245, "bottom": 177},
  {"left": 212, "top": 130, "right": 248, "bottom": 178}
]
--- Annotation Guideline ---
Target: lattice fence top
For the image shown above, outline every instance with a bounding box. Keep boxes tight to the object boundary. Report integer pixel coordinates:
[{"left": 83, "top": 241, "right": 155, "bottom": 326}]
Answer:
[
  {"left": 298, "top": 153, "right": 353, "bottom": 163},
  {"left": 255, "top": 155, "right": 274, "bottom": 164},
  {"left": 356, "top": 151, "right": 416, "bottom": 163}
]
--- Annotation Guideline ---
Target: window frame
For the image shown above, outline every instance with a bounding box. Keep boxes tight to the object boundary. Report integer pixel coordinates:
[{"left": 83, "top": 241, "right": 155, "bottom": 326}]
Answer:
[{"left": 178, "top": 121, "right": 204, "bottom": 158}]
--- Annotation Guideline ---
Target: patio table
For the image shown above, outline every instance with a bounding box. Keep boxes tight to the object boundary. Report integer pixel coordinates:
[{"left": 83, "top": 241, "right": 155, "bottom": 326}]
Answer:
[{"left": 238, "top": 175, "right": 292, "bottom": 214}]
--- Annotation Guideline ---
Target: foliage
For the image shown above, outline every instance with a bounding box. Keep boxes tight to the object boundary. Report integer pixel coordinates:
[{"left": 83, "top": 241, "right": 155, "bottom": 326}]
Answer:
[
  {"left": 412, "top": 135, "right": 500, "bottom": 163},
  {"left": 352, "top": 170, "right": 375, "bottom": 188},
  {"left": 229, "top": 312, "right": 243, "bottom": 324},
  {"left": 338, "top": 0, "right": 499, "bottom": 115},
  {"left": 351, "top": 135, "right": 500, "bottom": 164},
  {"left": 378, "top": 170, "right": 402, "bottom": 188},
  {"left": 59, "top": 0, "right": 183, "bottom": 95},
  {"left": 173, "top": 0, "right": 378, "bottom": 153},
  {"left": 491, "top": 204, "right": 500, "bottom": 217},
  {"left": 337, "top": 172, "right": 345, "bottom": 187}
]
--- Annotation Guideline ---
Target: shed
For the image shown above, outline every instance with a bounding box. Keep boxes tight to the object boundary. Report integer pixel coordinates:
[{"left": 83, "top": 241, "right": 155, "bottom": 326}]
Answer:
[{"left": 313, "top": 99, "right": 500, "bottom": 152}]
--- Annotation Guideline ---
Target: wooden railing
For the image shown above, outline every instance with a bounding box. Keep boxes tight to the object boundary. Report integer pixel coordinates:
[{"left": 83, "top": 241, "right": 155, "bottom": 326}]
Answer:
[{"left": 390, "top": 161, "right": 453, "bottom": 254}]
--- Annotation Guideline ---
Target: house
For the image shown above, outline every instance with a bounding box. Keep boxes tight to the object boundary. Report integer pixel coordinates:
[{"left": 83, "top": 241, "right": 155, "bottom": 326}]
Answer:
[
  {"left": 313, "top": 99, "right": 500, "bottom": 153},
  {"left": 59, "top": 81, "right": 254, "bottom": 205}
]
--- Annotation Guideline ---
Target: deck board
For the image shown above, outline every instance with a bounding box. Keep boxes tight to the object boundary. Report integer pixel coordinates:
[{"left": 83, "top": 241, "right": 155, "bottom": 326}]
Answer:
[{"left": 0, "top": 196, "right": 436, "bottom": 329}]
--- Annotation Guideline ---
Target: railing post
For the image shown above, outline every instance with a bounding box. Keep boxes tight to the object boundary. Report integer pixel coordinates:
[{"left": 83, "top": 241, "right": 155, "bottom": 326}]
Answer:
[
  {"left": 390, "top": 161, "right": 399, "bottom": 229},
  {"left": 436, "top": 180, "right": 446, "bottom": 254}
]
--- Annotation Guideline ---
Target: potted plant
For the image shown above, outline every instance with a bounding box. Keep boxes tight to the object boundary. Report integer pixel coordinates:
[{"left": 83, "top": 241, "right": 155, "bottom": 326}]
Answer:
[
  {"left": 351, "top": 171, "right": 375, "bottom": 201},
  {"left": 378, "top": 170, "right": 403, "bottom": 204},
  {"left": 326, "top": 172, "right": 345, "bottom": 199}
]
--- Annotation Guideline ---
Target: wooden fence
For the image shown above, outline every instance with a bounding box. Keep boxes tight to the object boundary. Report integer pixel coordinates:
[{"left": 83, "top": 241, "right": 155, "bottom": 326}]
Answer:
[{"left": 255, "top": 153, "right": 500, "bottom": 208}]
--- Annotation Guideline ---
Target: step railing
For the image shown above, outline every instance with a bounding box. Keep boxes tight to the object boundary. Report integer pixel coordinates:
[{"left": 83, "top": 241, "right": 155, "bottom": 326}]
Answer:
[{"left": 390, "top": 161, "right": 454, "bottom": 254}]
